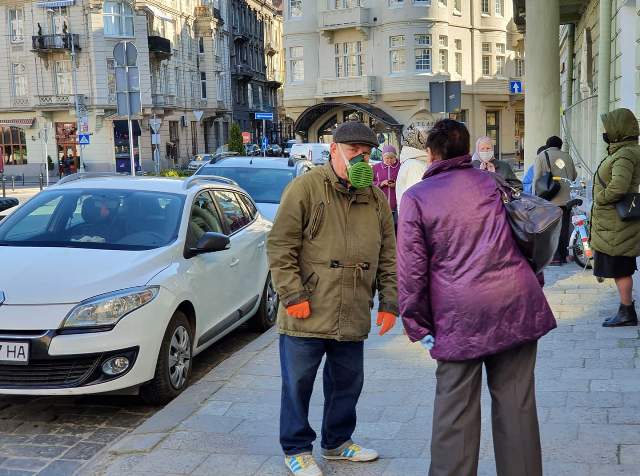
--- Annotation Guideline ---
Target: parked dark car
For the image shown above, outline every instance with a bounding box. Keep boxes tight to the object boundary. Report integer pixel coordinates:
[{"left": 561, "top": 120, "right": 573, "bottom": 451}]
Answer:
[
  {"left": 245, "top": 144, "right": 261, "bottom": 156},
  {"left": 266, "top": 144, "right": 283, "bottom": 157}
]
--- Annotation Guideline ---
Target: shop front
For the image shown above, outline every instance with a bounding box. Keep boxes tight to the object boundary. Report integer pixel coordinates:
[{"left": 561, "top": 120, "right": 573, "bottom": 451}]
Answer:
[{"left": 113, "top": 120, "right": 141, "bottom": 173}]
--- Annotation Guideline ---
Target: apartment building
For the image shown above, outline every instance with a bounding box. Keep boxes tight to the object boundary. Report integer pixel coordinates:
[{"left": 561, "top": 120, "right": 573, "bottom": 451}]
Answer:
[
  {"left": 0, "top": 0, "right": 232, "bottom": 177},
  {"left": 229, "top": 0, "right": 285, "bottom": 145},
  {"left": 283, "top": 0, "right": 525, "bottom": 160}
]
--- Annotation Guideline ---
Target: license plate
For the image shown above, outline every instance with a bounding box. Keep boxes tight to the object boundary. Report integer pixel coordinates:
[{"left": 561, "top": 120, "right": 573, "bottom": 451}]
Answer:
[{"left": 0, "top": 341, "right": 29, "bottom": 365}]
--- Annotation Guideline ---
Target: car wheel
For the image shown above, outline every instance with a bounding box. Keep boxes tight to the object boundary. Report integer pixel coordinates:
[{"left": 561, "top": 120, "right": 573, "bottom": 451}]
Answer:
[
  {"left": 251, "top": 273, "right": 279, "bottom": 332},
  {"left": 141, "top": 311, "right": 193, "bottom": 405}
]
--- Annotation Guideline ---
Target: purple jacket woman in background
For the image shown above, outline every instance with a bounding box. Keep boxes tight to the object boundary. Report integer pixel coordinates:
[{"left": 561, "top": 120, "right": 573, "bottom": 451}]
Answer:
[
  {"left": 372, "top": 145, "right": 400, "bottom": 219},
  {"left": 397, "top": 119, "right": 556, "bottom": 476}
]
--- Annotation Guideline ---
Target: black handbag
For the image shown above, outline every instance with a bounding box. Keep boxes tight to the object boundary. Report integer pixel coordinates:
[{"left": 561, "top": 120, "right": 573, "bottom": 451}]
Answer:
[
  {"left": 535, "top": 151, "right": 561, "bottom": 200},
  {"left": 596, "top": 170, "right": 640, "bottom": 221},
  {"left": 494, "top": 176, "right": 563, "bottom": 273}
]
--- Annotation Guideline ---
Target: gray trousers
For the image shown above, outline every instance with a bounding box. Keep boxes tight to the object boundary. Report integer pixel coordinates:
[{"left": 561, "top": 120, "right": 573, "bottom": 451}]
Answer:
[{"left": 429, "top": 341, "right": 542, "bottom": 476}]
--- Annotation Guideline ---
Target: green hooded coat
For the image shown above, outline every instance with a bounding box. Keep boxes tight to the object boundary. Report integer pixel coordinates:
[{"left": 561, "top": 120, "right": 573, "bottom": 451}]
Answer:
[{"left": 591, "top": 108, "right": 640, "bottom": 257}]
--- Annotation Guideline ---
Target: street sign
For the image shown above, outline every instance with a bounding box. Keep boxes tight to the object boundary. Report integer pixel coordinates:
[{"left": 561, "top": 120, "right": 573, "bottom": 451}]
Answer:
[
  {"left": 255, "top": 112, "right": 273, "bottom": 121},
  {"left": 77, "top": 133, "right": 90, "bottom": 145},
  {"left": 429, "top": 81, "right": 461, "bottom": 114},
  {"left": 242, "top": 132, "right": 251, "bottom": 144},
  {"left": 149, "top": 117, "right": 162, "bottom": 134},
  {"left": 79, "top": 115, "right": 89, "bottom": 133},
  {"left": 510, "top": 80, "right": 523, "bottom": 94},
  {"left": 114, "top": 42, "right": 141, "bottom": 116},
  {"left": 152, "top": 133, "right": 160, "bottom": 145},
  {"left": 262, "top": 137, "right": 269, "bottom": 149},
  {"left": 193, "top": 110, "right": 204, "bottom": 122}
]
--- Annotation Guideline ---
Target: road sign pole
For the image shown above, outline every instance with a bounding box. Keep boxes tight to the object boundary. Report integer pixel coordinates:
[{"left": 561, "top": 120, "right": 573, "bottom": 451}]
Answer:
[
  {"left": 263, "top": 119, "right": 266, "bottom": 157},
  {"left": 70, "top": 33, "right": 85, "bottom": 172}
]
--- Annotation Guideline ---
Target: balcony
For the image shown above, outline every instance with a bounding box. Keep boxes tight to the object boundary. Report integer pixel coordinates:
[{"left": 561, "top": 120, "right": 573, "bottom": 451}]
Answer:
[
  {"left": 148, "top": 36, "right": 172, "bottom": 60},
  {"left": 31, "top": 34, "right": 80, "bottom": 54},
  {"left": 37, "top": 94, "right": 82, "bottom": 108},
  {"left": 152, "top": 94, "right": 177, "bottom": 108},
  {"left": 319, "top": 7, "right": 370, "bottom": 38},
  {"left": 232, "top": 64, "right": 253, "bottom": 79},
  {"left": 317, "top": 76, "right": 377, "bottom": 99},
  {"left": 11, "top": 97, "right": 31, "bottom": 108},
  {"left": 233, "top": 27, "right": 249, "bottom": 43}
]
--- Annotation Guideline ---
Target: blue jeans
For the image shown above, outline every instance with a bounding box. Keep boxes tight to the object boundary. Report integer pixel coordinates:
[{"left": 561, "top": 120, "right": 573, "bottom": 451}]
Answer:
[{"left": 279, "top": 334, "right": 364, "bottom": 456}]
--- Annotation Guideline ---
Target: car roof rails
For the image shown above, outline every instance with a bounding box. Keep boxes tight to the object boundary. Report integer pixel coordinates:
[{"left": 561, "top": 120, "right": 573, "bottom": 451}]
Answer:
[
  {"left": 183, "top": 175, "right": 238, "bottom": 190},
  {"left": 56, "top": 172, "right": 124, "bottom": 186}
]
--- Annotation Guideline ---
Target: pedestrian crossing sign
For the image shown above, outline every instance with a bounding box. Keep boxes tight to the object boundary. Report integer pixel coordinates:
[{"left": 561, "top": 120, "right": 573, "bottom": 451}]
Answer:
[{"left": 78, "top": 133, "right": 90, "bottom": 145}]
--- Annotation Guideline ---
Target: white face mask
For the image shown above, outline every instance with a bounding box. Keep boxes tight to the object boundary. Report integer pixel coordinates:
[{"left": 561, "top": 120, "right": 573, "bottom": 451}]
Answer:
[{"left": 478, "top": 150, "right": 494, "bottom": 162}]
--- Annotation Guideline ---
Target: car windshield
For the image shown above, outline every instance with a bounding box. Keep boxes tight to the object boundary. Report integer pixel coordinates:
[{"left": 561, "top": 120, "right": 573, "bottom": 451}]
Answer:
[
  {"left": 198, "top": 166, "right": 293, "bottom": 204},
  {"left": 0, "top": 189, "right": 185, "bottom": 250}
]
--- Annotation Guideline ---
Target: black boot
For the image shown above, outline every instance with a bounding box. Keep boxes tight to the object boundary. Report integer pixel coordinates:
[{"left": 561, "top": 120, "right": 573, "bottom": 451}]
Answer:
[{"left": 603, "top": 302, "right": 638, "bottom": 327}]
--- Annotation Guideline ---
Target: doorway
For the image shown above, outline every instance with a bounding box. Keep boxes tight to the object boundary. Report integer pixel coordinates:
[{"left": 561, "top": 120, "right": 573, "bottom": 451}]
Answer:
[{"left": 486, "top": 111, "right": 500, "bottom": 158}]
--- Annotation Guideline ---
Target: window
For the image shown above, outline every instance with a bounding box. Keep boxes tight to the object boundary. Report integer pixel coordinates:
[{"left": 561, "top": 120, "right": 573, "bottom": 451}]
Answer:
[
  {"left": 8, "top": 8, "right": 24, "bottom": 43},
  {"left": 415, "top": 48, "right": 431, "bottom": 72},
  {"left": 496, "top": 56, "right": 505, "bottom": 76},
  {"left": 413, "top": 0, "right": 431, "bottom": 4},
  {"left": 187, "top": 192, "right": 224, "bottom": 248},
  {"left": 496, "top": 43, "right": 506, "bottom": 54},
  {"left": 495, "top": 0, "right": 504, "bottom": 16},
  {"left": 191, "top": 121, "right": 198, "bottom": 156},
  {"left": 1, "top": 127, "right": 28, "bottom": 166},
  {"left": 455, "top": 39, "right": 462, "bottom": 50},
  {"left": 213, "top": 191, "right": 252, "bottom": 233},
  {"left": 290, "top": 46, "right": 304, "bottom": 82},
  {"left": 198, "top": 37, "right": 205, "bottom": 54},
  {"left": 389, "top": 0, "right": 404, "bottom": 6},
  {"left": 333, "top": 0, "right": 361, "bottom": 8},
  {"left": 482, "top": 42, "right": 491, "bottom": 54},
  {"left": 482, "top": 55, "right": 491, "bottom": 76},
  {"left": 104, "top": 1, "right": 134, "bottom": 37},
  {"left": 455, "top": 52, "right": 462, "bottom": 75},
  {"left": 515, "top": 58, "right": 525, "bottom": 77},
  {"left": 55, "top": 61, "right": 73, "bottom": 95},
  {"left": 389, "top": 35, "right": 406, "bottom": 74},
  {"left": 454, "top": 0, "right": 461, "bottom": 11},
  {"left": 289, "top": 0, "right": 302, "bottom": 17},
  {"left": 175, "top": 67, "right": 181, "bottom": 97},
  {"left": 416, "top": 34, "right": 431, "bottom": 46},
  {"left": 439, "top": 49, "right": 448, "bottom": 72},
  {"left": 248, "top": 83, "right": 253, "bottom": 108},
  {"left": 482, "top": 0, "right": 490, "bottom": 14},
  {"left": 11, "top": 64, "right": 27, "bottom": 98},
  {"left": 107, "top": 59, "right": 116, "bottom": 101},
  {"left": 201, "top": 72, "right": 207, "bottom": 99},
  {"left": 439, "top": 35, "right": 448, "bottom": 48},
  {"left": 334, "top": 42, "right": 363, "bottom": 77}
]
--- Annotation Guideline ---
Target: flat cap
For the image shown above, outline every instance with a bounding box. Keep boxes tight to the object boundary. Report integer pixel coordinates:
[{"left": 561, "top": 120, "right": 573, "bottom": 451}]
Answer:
[{"left": 333, "top": 120, "right": 379, "bottom": 148}]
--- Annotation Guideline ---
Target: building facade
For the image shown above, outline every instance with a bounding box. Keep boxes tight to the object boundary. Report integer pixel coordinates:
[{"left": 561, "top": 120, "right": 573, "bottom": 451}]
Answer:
[
  {"left": 0, "top": 0, "right": 233, "bottom": 178},
  {"left": 283, "top": 0, "right": 525, "bottom": 161},
  {"left": 229, "top": 0, "right": 285, "bottom": 146}
]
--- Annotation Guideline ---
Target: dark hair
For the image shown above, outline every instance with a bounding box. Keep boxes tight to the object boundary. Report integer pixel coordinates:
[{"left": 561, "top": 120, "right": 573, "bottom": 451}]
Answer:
[
  {"left": 537, "top": 146, "right": 547, "bottom": 155},
  {"left": 546, "top": 136, "right": 563, "bottom": 149},
  {"left": 425, "top": 119, "right": 470, "bottom": 160}
]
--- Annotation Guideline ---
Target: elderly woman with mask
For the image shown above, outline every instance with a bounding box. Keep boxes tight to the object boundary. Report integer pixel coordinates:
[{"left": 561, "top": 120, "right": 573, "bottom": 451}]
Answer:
[
  {"left": 471, "top": 136, "right": 522, "bottom": 191},
  {"left": 373, "top": 145, "right": 401, "bottom": 226}
]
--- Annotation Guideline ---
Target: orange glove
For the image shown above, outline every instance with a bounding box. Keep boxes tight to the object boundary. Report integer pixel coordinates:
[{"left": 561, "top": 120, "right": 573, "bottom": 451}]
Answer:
[
  {"left": 376, "top": 311, "right": 396, "bottom": 336},
  {"left": 287, "top": 301, "right": 311, "bottom": 319}
]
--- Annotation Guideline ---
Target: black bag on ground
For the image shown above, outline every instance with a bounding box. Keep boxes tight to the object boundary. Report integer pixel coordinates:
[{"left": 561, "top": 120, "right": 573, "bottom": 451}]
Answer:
[
  {"left": 494, "top": 175, "right": 563, "bottom": 273},
  {"left": 535, "top": 151, "right": 561, "bottom": 200},
  {"left": 596, "top": 171, "right": 640, "bottom": 221}
]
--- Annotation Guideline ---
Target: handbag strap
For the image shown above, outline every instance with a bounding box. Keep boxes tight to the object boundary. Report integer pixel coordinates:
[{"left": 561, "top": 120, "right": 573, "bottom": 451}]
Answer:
[
  {"left": 595, "top": 167, "right": 607, "bottom": 188},
  {"left": 544, "top": 150, "right": 552, "bottom": 171}
]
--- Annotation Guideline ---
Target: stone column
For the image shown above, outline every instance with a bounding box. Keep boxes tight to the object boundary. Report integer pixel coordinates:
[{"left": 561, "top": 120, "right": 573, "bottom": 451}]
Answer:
[
  {"left": 597, "top": 0, "right": 612, "bottom": 161},
  {"left": 524, "top": 0, "right": 561, "bottom": 169}
]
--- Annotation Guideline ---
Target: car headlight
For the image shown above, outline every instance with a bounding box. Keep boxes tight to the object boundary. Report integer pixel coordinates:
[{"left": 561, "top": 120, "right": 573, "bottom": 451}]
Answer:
[{"left": 62, "top": 286, "right": 160, "bottom": 329}]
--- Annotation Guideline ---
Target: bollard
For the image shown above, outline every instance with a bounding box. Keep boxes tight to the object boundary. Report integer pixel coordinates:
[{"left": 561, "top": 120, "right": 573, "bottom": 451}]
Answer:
[
  {"left": 11, "top": 176, "right": 15, "bottom": 191},
  {"left": 39, "top": 174, "right": 43, "bottom": 191},
  {"left": 21, "top": 174, "right": 25, "bottom": 186}
]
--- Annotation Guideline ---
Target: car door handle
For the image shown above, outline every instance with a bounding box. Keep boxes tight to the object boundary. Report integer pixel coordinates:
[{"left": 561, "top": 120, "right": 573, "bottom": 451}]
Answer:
[
  {"left": 230, "top": 258, "right": 240, "bottom": 268},
  {"left": 257, "top": 241, "right": 265, "bottom": 249}
]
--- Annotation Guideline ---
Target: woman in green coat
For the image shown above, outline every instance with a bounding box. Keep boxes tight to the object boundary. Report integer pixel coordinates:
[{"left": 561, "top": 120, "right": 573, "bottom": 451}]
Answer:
[{"left": 591, "top": 108, "right": 640, "bottom": 327}]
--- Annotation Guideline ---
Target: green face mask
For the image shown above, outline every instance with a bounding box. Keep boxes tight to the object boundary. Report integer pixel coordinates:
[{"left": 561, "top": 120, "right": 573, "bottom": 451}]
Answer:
[{"left": 343, "top": 152, "right": 374, "bottom": 189}]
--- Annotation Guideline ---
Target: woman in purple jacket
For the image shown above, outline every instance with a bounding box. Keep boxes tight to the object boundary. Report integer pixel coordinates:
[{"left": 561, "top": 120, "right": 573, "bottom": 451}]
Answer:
[
  {"left": 373, "top": 145, "right": 400, "bottom": 228},
  {"left": 397, "top": 120, "right": 556, "bottom": 476}
]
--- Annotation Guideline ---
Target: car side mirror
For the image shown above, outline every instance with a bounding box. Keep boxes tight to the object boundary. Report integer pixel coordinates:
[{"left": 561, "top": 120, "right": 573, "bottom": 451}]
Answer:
[{"left": 188, "top": 232, "right": 230, "bottom": 257}]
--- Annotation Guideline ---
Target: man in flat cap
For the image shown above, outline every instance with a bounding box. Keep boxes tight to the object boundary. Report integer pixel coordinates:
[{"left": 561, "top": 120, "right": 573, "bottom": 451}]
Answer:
[{"left": 267, "top": 119, "right": 398, "bottom": 476}]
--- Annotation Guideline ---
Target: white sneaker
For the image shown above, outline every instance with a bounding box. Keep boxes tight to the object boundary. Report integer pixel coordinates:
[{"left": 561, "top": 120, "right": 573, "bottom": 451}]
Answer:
[
  {"left": 284, "top": 454, "right": 323, "bottom": 476},
  {"left": 322, "top": 442, "right": 379, "bottom": 462}
]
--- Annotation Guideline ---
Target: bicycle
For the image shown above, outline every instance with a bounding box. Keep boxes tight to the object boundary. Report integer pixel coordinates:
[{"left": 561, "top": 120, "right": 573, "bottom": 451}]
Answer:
[{"left": 554, "top": 177, "right": 593, "bottom": 269}]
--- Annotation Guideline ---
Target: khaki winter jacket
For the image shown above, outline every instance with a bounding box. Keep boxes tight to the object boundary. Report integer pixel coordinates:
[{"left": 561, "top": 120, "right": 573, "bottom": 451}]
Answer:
[
  {"left": 267, "top": 162, "right": 398, "bottom": 341},
  {"left": 591, "top": 108, "right": 640, "bottom": 257}
]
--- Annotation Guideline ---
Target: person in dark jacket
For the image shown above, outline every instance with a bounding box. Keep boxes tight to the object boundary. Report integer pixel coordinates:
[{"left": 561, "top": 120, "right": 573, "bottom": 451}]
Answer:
[
  {"left": 592, "top": 108, "right": 640, "bottom": 327},
  {"left": 471, "top": 136, "right": 522, "bottom": 191},
  {"left": 397, "top": 119, "right": 556, "bottom": 476}
]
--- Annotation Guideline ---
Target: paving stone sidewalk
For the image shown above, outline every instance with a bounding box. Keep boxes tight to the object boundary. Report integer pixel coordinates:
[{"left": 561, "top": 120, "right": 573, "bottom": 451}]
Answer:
[{"left": 84, "top": 265, "right": 640, "bottom": 476}]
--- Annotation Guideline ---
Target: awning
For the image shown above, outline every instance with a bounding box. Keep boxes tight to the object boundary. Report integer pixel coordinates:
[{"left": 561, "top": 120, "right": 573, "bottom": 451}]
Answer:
[
  {"left": 37, "top": 1, "right": 75, "bottom": 8},
  {"left": 145, "top": 5, "right": 174, "bottom": 22},
  {"left": 0, "top": 118, "right": 35, "bottom": 128},
  {"left": 294, "top": 102, "right": 402, "bottom": 134}
]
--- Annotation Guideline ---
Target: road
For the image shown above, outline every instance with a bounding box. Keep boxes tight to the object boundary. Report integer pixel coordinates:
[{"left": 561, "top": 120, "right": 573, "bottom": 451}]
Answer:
[{"left": 0, "top": 326, "right": 261, "bottom": 476}]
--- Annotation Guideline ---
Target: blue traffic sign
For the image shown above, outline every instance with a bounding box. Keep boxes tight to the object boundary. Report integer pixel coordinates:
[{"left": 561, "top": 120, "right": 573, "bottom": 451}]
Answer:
[
  {"left": 509, "top": 80, "right": 523, "bottom": 94},
  {"left": 78, "top": 133, "right": 90, "bottom": 145},
  {"left": 255, "top": 112, "right": 274, "bottom": 121},
  {"left": 262, "top": 137, "right": 269, "bottom": 149}
]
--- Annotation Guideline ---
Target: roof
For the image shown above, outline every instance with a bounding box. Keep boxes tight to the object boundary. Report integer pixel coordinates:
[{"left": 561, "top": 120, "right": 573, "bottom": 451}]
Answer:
[
  {"left": 53, "top": 175, "right": 236, "bottom": 194},
  {"left": 202, "top": 157, "right": 309, "bottom": 170}
]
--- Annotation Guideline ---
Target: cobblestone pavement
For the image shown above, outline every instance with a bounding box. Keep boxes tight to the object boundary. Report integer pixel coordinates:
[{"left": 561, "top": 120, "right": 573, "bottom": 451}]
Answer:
[
  {"left": 0, "top": 327, "right": 259, "bottom": 476},
  {"left": 84, "top": 265, "right": 640, "bottom": 476}
]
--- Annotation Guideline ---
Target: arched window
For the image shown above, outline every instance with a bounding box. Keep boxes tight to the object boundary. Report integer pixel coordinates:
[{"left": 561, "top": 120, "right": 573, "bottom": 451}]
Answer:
[{"left": 104, "top": 1, "right": 134, "bottom": 37}]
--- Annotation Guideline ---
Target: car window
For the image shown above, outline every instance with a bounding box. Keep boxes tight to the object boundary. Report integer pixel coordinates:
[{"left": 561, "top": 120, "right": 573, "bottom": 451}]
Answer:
[
  {"left": 239, "top": 194, "right": 258, "bottom": 219},
  {"left": 1, "top": 195, "right": 62, "bottom": 241},
  {"left": 186, "top": 191, "right": 225, "bottom": 249},
  {"left": 202, "top": 167, "right": 294, "bottom": 204},
  {"left": 213, "top": 190, "right": 252, "bottom": 234}
]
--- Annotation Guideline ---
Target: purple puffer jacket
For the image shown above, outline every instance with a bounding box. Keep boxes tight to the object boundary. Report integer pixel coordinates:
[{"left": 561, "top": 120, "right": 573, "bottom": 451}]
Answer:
[{"left": 397, "top": 155, "right": 556, "bottom": 361}]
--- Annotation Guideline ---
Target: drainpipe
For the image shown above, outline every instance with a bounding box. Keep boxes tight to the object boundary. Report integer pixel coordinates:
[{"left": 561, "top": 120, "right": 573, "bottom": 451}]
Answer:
[
  {"left": 564, "top": 23, "right": 575, "bottom": 153},
  {"left": 597, "top": 0, "right": 612, "bottom": 161}
]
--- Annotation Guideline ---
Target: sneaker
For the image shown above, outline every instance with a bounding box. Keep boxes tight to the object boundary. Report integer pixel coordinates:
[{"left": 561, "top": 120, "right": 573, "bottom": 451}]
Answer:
[
  {"left": 322, "top": 442, "right": 379, "bottom": 462},
  {"left": 284, "top": 454, "right": 323, "bottom": 476}
]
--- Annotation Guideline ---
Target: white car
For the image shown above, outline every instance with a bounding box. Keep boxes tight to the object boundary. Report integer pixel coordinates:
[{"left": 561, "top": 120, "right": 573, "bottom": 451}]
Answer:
[
  {"left": 0, "top": 174, "right": 276, "bottom": 403},
  {"left": 290, "top": 143, "right": 331, "bottom": 166}
]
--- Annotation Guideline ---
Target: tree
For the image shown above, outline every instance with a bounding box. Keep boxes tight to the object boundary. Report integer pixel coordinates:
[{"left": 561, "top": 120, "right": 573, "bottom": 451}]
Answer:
[{"left": 228, "top": 122, "right": 246, "bottom": 155}]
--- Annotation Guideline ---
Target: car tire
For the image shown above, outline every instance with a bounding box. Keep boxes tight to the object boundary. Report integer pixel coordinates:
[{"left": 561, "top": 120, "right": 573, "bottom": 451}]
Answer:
[
  {"left": 141, "top": 311, "right": 193, "bottom": 405},
  {"left": 250, "top": 273, "right": 279, "bottom": 332}
]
